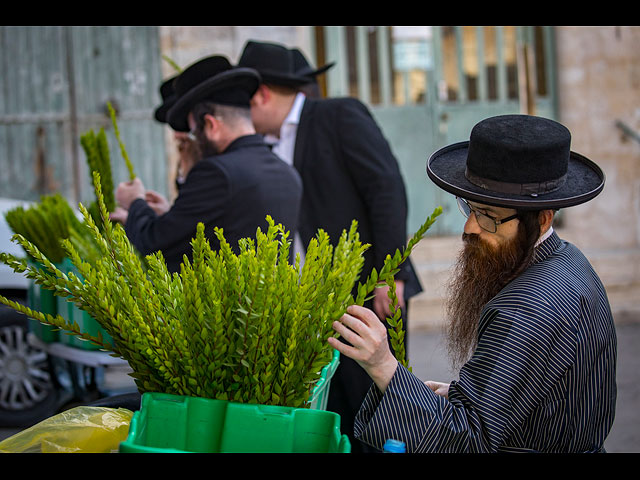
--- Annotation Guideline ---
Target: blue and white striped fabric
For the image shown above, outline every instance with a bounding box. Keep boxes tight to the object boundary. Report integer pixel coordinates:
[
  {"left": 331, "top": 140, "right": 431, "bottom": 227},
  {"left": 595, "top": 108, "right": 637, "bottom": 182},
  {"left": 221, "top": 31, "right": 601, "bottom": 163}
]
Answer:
[{"left": 354, "top": 232, "right": 617, "bottom": 453}]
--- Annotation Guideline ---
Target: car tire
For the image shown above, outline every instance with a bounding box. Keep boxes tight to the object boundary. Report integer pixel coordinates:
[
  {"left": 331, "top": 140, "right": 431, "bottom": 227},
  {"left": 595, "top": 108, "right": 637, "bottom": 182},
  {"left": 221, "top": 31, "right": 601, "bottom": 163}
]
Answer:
[{"left": 0, "top": 302, "right": 59, "bottom": 427}]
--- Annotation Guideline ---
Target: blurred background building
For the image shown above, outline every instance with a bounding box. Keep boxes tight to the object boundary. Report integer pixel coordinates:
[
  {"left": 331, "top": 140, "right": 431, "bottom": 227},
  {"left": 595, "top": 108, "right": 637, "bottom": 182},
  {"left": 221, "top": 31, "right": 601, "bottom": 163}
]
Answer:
[{"left": 1, "top": 25, "right": 638, "bottom": 330}]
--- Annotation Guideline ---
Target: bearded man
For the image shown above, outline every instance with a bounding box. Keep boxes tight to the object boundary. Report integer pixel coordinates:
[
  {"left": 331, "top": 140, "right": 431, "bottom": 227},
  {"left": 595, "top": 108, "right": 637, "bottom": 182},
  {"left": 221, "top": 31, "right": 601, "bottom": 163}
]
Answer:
[{"left": 329, "top": 114, "right": 617, "bottom": 453}]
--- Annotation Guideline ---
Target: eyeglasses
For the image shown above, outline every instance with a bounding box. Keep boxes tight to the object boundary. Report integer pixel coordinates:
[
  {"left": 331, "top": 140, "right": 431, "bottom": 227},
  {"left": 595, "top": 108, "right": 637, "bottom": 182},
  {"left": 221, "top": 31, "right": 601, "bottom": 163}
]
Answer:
[{"left": 456, "top": 197, "right": 519, "bottom": 233}]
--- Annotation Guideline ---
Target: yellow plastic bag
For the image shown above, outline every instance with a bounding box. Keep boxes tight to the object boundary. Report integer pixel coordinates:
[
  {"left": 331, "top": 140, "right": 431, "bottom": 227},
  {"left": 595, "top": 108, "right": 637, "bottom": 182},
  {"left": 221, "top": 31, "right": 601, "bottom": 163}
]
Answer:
[{"left": 0, "top": 406, "right": 133, "bottom": 453}]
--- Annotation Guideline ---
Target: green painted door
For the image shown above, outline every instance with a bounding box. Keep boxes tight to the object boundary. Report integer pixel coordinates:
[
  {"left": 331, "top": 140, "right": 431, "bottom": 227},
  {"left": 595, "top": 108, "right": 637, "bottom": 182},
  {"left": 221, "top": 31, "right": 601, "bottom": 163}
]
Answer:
[
  {"left": 314, "top": 26, "right": 557, "bottom": 236},
  {"left": 0, "top": 26, "right": 167, "bottom": 207}
]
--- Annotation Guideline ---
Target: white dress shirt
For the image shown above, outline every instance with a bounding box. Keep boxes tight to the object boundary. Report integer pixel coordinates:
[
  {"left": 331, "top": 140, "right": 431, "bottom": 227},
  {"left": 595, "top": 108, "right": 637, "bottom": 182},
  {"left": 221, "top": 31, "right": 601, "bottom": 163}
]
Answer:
[{"left": 267, "top": 92, "right": 307, "bottom": 265}]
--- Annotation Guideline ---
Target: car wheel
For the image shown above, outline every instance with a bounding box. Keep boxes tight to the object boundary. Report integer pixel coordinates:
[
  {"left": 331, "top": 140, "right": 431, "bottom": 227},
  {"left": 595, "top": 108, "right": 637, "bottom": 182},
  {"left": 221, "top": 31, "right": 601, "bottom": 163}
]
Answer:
[{"left": 0, "top": 303, "right": 59, "bottom": 427}]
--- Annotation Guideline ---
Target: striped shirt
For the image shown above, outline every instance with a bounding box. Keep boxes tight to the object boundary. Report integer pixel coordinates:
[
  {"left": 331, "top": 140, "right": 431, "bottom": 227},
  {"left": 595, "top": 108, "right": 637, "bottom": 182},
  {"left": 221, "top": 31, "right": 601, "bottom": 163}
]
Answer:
[{"left": 354, "top": 232, "right": 617, "bottom": 452}]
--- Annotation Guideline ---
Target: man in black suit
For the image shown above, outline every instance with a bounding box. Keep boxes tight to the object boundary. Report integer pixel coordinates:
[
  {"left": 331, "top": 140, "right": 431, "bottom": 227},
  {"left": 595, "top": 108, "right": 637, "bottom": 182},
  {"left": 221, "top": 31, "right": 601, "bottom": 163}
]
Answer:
[
  {"left": 237, "top": 40, "right": 422, "bottom": 452},
  {"left": 112, "top": 55, "right": 302, "bottom": 274}
]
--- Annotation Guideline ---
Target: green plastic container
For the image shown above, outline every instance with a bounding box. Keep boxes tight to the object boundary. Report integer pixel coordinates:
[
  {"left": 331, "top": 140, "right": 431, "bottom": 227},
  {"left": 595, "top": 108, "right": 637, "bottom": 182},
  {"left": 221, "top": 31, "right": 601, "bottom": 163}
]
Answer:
[
  {"left": 119, "top": 392, "right": 351, "bottom": 453},
  {"left": 56, "top": 258, "right": 113, "bottom": 351},
  {"left": 27, "top": 262, "right": 61, "bottom": 343},
  {"left": 307, "top": 349, "right": 340, "bottom": 410}
]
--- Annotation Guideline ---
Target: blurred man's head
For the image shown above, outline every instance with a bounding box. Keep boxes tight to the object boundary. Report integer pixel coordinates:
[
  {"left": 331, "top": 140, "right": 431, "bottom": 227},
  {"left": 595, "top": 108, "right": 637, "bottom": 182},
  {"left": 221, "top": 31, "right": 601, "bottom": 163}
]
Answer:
[
  {"left": 166, "top": 54, "right": 260, "bottom": 152},
  {"left": 237, "top": 40, "right": 333, "bottom": 136},
  {"left": 187, "top": 102, "right": 254, "bottom": 156}
]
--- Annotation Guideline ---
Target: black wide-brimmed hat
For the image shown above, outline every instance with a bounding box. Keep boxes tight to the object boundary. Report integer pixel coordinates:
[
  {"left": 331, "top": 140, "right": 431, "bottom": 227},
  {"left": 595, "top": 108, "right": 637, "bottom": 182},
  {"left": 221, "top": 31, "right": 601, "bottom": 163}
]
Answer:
[
  {"left": 291, "top": 47, "right": 335, "bottom": 78},
  {"left": 426, "top": 114, "right": 605, "bottom": 210},
  {"left": 153, "top": 74, "right": 179, "bottom": 123},
  {"left": 237, "top": 40, "right": 333, "bottom": 88},
  {"left": 166, "top": 55, "right": 260, "bottom": 132}
]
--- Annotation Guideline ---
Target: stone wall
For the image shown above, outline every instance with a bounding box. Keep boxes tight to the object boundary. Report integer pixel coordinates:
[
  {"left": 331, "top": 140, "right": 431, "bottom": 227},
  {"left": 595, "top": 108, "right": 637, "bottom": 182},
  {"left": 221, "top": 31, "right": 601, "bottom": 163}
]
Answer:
[
  {"left": 555, "top": 25, "right": 640, "bottom": 324},
  {"left": 157, "top": 26, "right": 312, "bottom": 78}
]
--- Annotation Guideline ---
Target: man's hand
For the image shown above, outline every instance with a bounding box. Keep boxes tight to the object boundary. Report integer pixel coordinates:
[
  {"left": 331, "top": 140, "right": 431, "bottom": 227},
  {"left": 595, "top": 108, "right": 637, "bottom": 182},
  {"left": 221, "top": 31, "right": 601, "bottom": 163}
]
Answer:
[
  {"left": 373, "top": 280, "right": 405, "bottom": 320},
  {"left": 424, "top": 380, "right": 450, "bottom": 400},
  {"left": 328, "top": 305, "right": 398, "bottom": 392},
  {"left": 175, "top": 132, "right": 200, "bottom": 178},
  {"left": 109, "top": 206, "right": 129, "bottom": 225},
  {"left": 144, "top": 190, "right": 170, "bottom": 216},
  {"left": 115, "top": 178, "right": 145, "bottom": 210}
]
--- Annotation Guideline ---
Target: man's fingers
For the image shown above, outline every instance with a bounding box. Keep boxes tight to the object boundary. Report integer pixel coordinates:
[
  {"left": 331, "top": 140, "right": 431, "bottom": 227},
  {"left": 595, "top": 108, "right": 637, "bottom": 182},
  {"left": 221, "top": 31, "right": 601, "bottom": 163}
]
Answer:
[
  {"left": 333, "top": 313, "right": 365, "bottom": 345},
  {"left": 327, "top": 336, "right": 359, "bottom": 358},
  {"left": 345, "top": 304, "right": 381, "bottom": 327}
]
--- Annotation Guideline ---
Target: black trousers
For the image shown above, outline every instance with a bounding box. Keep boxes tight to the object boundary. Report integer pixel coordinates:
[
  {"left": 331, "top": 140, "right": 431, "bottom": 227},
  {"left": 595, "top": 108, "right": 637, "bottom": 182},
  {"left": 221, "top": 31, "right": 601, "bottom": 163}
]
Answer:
[{"left": 326, "top": 301, "right": 409, "bottom": 453}]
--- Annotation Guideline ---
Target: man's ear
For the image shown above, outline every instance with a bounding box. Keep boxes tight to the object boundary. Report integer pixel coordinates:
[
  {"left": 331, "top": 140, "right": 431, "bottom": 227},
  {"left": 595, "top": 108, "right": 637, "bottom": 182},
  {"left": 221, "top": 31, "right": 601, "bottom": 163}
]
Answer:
[
  {"left": 539, "top": 209, "right": 555, "bottom": 234},
  {"left": 253, "top": 84, "right": 270, "bottom": 105},
  {"left": 202, "top": 113, "right": 218, "bottom": 138}
]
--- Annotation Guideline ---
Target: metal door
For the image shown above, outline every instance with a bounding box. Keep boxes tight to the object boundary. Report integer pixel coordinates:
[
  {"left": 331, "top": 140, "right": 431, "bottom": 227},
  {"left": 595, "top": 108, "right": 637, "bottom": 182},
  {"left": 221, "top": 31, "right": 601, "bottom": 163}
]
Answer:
[
  {"left": 313, "top": 26, "right": 557, "bottom": 235},
  {"left": 0, "top": 26, "right": 167, "bottom": 207}
]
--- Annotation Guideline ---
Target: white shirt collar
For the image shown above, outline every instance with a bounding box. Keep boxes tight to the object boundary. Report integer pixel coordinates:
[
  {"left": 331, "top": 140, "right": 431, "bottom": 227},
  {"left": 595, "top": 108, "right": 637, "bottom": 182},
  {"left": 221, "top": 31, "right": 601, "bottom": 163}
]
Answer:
[
  {"left": 268, "top": 93, "right": 306, "bottom": 166},
  {"left": 535, "top": 226, "right": 554, "bottom": 247},
  {"left": 283, "top": 92, "right": 306, "bottom": 127}
]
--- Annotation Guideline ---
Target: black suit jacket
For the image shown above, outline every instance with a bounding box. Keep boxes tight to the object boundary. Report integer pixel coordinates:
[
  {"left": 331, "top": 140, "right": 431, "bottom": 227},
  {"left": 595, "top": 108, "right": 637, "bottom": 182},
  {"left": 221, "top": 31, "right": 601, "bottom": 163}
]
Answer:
[
  {"left": 125, "top": 134, "right": 302, "bottom": 273},
  {"left": 293, "top": 96, "right": 422, "bottom": 300}
]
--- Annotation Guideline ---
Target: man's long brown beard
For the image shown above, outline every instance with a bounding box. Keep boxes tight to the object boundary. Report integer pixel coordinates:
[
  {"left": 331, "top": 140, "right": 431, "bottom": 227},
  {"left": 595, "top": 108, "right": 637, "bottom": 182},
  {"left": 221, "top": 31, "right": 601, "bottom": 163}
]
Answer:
[{"left": 444, "top": 226, "right": 534, "bottom": 370}]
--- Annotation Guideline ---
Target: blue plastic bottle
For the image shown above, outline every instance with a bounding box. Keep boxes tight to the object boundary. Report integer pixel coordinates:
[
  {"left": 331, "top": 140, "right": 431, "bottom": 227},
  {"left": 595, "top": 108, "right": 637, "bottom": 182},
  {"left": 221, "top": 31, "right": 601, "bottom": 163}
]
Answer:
[{"left": 382, "top": 439, "right": 406, "bottom": 453}]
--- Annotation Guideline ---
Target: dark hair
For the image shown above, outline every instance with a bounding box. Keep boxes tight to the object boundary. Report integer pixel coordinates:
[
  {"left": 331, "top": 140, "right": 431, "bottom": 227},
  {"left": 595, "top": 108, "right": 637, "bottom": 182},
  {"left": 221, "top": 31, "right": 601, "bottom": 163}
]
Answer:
[
  {"left": 191, "top": 101, "right": 252, "bottom": 132},
  {"left": 503, "top": 210, "right": 543, "bottom": 285}
]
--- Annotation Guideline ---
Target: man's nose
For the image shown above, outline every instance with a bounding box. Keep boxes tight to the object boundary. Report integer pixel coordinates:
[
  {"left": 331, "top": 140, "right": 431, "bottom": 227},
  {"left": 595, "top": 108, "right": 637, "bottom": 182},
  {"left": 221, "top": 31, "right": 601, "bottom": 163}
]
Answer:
[{"left": 463, "top": 212, "right": 483, "bottom": 235}]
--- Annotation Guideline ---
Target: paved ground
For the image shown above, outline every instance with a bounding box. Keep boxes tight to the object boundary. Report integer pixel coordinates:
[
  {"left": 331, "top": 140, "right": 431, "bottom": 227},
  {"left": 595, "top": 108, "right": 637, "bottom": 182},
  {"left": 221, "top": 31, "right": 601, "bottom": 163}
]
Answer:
[{"left": 2, "top": 320, "right": 638, "bottom": 452}]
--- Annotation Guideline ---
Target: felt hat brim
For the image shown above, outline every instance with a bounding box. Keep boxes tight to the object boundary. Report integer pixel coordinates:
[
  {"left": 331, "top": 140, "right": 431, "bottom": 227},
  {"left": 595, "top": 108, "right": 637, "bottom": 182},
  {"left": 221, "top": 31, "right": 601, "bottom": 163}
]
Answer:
[
  {"left": 427, "top": 141, "right": 605, "bottom": 210},
  {"left": 166, "top": 68, "right": 260, "bottom": 132},
  {"left": 257, "top": 70, "right": 318, "bottom": 87},
  {"left": 154, "top": 94, "right": 177, "bottom": 123},
  {"left": 297, "top": 61, "right": 335, "bottom": 78}
]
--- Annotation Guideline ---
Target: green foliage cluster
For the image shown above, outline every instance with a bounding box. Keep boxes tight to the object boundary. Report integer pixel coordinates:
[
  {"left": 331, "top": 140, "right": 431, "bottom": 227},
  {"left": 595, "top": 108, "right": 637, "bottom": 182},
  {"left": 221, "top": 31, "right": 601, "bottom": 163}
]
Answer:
[
  {"left": 80, "top": 127, "right": 115, "bottom": 227},
  {"left": 0, "top": 168, "right": 442, "bottom": 407},
  {"left": 4, "top": 194, "right": 87, "bottom": 264},
  {"left": 0, "top": 174, "right": 338, "bottom": 406},
  {"left": 4, "top": 124, "right": 119, "bottom": 266}
]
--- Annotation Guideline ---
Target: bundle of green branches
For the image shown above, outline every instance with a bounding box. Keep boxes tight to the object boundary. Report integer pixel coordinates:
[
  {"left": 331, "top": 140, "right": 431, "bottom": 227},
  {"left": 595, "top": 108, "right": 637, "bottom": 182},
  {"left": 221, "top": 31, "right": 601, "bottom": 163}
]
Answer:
[
  {"left": 0, "top": 171, "right": 442, "bottom": 408},
  {"left": 4, "top": 194, "right": 89, "bottom": 265},
  {"left": 107, "top": 101, "right": 136, "bottom": 181},
  {"left": 77, "top": 104, "right": 137, "bottom": 259},
  {"left": 80, "top": 127, "right": 115, "bottom": 228},
  {"left": 5, "top": 123, "right": 118, "bottom": 266}
]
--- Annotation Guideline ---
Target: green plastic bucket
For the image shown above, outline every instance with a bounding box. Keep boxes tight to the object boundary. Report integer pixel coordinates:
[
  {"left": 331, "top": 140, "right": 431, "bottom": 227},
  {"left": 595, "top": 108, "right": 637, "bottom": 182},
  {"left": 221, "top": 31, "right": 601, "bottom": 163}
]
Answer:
[
  {"left": 119, "top": 392, "right": 350, "bottom": 453},
  {"left": 308, "top": 349, "right": 340, "bottom": 410},
  {"left": 26, "top": 261, "right": 61, "bottom": 343},
  {"left": 56, "top": 258, "right": 113, "bottom": 351}
]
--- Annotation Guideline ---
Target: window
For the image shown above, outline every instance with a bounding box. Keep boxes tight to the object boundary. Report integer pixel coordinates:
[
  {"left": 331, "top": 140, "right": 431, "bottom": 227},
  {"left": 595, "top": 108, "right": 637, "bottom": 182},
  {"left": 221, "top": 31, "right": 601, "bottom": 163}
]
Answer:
[
  {"left": 314, "top": 26, "right": 549, "bottom": 106},
  {"left": 389, "top": 26, "right": 432, "bottom": 105}
]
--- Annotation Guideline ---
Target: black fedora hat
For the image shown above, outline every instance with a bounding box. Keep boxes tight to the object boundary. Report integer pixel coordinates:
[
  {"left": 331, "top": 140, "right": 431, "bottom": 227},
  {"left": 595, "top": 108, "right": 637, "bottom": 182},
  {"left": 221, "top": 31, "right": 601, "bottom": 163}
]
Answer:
[
  {"left": 153, "top": 74, "right": 178, "bottom": 123},
  {"left": 166, "top": 55, "right": 261, "bottom": 132},
  {"left": 237, "top": 40, "right": 332, "bottom": 87},
  {"left": 291, "top": 47, "right": 335, "bottom": 78},
  {"left": 427, "top": 114, "right": 605, "bottom": 210}
]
